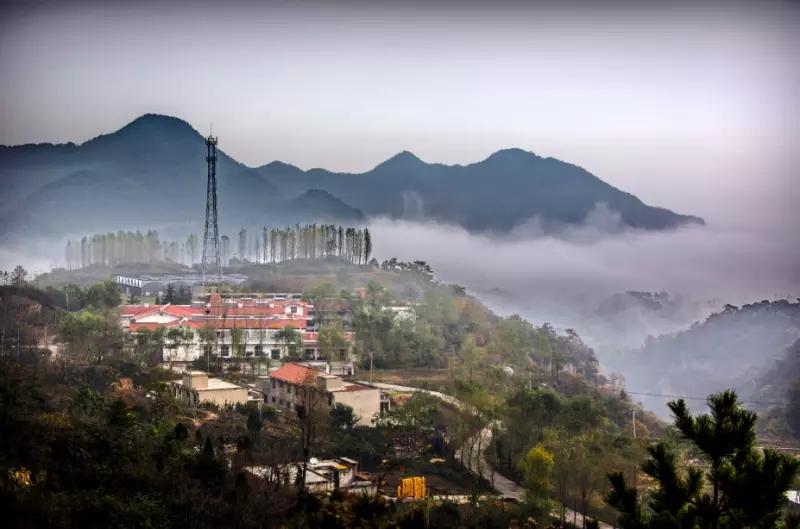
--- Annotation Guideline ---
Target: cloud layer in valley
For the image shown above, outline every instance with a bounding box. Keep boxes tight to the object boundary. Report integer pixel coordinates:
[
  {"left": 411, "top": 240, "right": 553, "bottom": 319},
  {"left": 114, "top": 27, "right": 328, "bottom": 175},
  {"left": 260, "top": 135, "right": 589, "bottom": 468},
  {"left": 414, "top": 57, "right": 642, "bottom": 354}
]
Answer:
[{"left": 368, "top": 216, "right": 800, "bottom": 353}]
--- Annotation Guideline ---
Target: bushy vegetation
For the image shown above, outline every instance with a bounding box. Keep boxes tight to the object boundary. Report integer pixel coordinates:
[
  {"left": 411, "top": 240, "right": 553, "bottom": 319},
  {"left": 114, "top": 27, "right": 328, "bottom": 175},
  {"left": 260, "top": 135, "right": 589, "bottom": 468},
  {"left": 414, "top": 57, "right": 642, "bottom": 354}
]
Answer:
[
  {"left": 351, "top": 279, "right": 599, "bottom": 379},
  {"left": 0, "top": 356, "right": 294, "bottom": 528},
  {"left": 0, "top": 336, "right": 524, "bottom": 528}
]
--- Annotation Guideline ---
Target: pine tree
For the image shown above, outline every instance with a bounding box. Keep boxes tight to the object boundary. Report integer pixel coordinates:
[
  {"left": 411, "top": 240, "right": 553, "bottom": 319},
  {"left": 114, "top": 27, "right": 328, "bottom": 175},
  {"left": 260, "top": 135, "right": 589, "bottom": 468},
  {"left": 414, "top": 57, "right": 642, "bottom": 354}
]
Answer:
[{"left": 607, "top": 390, "right": 800, "bottom": 529}]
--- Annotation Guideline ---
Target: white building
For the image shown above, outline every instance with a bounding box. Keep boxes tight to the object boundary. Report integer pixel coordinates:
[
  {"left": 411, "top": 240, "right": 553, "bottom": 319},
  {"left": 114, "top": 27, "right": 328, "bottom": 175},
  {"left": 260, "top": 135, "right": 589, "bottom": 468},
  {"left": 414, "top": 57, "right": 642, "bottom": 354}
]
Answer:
[
  {"left": 119, "top": 293, "right": 354, "bottom": 362},
  {"left": 262, "top": 363, "right": 381, "bottom": 426}
]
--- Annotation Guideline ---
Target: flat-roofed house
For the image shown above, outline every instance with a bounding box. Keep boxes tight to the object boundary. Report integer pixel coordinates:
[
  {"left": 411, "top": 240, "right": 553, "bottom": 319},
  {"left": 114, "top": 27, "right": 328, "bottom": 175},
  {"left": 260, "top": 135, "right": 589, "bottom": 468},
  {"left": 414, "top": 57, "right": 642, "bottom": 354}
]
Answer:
[
  {"left": 171, "top": 371, "right": 248, "bottom": 407},
  {"left": 263, "top": 363, "right": 381, "bottom": 426}
]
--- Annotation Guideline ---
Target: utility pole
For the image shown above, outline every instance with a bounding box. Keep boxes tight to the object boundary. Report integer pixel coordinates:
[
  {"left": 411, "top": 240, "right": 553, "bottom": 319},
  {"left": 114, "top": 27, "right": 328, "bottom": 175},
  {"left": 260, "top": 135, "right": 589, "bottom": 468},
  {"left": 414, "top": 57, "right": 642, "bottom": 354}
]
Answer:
[
  {"left": 632, "top": 409, "right": 637, "bottom": 439},
  {"left": 369, "top": 351, "right": 374, "bottom": 383},
  {"left": 205, "top": 308, "right": 211, "bottom": 373}
]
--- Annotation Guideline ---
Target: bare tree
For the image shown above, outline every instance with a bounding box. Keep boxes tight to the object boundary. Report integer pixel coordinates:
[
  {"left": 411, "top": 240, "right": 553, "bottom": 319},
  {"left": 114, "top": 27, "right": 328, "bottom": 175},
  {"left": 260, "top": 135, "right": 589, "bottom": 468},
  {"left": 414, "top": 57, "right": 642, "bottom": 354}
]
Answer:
[{"left": 294, "top": 372, "right": 330, "bottom": 489}]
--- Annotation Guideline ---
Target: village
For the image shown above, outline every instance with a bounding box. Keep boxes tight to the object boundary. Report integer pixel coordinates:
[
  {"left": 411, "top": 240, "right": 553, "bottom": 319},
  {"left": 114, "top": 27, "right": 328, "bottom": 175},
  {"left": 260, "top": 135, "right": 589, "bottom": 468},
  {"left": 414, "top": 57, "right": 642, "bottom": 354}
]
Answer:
[{"left": 111, "top": 282, "right": 471, "bottom": 500}]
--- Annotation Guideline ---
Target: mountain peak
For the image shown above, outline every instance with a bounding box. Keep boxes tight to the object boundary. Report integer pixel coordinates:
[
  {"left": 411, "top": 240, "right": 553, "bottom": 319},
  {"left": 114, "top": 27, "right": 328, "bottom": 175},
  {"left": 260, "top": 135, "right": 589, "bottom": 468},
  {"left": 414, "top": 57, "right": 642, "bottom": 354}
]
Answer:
[
  {"left": 79, "top": 113, "right": 205, "bottom": 160},
  {"left": 375, "top": 150, "right": 424, "bottom": 170},
  {"left": 261, "top": 160, "right": 302, "bottom": 172},
  {"left": 117, "top": 113, "right": 198, "bottom": 136},
  {"left": 130, "top": 113, "right": 191, "bottom": 126},
  {"left": 483, "top": 148, "right": 538, "bottom": 163}
]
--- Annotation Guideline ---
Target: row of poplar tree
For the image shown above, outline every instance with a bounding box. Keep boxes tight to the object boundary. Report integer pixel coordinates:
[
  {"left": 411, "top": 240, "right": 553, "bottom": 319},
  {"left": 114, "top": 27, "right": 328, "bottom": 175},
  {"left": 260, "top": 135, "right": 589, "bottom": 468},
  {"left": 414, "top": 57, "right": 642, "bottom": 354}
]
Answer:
[
  {"left": 234, "top": 225, "right": 372, "bottom": 265},
  {"left": 63, "top": 224, "right": 372, "bottom": 270}
]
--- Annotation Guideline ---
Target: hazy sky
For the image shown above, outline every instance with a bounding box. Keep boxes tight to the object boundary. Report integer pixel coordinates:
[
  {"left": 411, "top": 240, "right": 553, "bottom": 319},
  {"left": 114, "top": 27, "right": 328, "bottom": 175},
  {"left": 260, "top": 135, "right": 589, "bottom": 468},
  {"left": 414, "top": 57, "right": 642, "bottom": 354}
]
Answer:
[{"left": 1, "top": 0, "right": 799, "bottom": 227}]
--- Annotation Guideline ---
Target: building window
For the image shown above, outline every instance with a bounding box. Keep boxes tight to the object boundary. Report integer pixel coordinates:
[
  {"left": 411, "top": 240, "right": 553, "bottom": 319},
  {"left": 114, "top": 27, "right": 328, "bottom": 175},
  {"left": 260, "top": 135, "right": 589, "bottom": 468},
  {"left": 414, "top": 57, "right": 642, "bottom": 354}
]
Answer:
[
  {"left": 221, "top": 345, "right": 230, "bottom": 357},
  {"left": 271, "top": 380, "right": 276, "bottom": 389},
  {"left": 290, "top": 305, "right": 298, "bottom": 314},
  {"left": 271, "top": 348, "right": 281, "bottom": 360},
  {"left": 255, "top": 345, "right": 264, "bottom": 356}
]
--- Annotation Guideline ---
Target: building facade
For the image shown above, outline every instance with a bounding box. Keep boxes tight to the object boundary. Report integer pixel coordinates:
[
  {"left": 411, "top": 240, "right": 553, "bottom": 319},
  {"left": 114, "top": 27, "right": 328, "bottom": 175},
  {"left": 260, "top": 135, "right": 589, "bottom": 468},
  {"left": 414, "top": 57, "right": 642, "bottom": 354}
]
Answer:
[
  {"left": 120, "top": 293, "right": 354, "bottom": 362},
  {"left": 171, "top": 371, "right": 249, "bottom": 406},
  {"left": 262, "top": 363, "right": 381, "bottom": 426}
]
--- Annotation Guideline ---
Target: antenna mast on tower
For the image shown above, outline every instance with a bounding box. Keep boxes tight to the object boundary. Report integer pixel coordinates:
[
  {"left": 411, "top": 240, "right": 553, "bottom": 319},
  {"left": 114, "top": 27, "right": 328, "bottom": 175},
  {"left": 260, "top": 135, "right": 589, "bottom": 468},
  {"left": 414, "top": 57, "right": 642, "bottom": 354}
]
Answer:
[{"left": 201, "top": 134, "right": 223, "bottom": 290}]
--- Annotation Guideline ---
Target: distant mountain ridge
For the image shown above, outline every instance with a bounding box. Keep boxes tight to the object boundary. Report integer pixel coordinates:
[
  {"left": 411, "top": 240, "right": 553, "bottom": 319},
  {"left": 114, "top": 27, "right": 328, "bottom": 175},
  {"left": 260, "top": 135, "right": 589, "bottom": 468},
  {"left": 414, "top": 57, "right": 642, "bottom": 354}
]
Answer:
[{"left": 0, "top": 113, "right": 703, "bottom": 239}]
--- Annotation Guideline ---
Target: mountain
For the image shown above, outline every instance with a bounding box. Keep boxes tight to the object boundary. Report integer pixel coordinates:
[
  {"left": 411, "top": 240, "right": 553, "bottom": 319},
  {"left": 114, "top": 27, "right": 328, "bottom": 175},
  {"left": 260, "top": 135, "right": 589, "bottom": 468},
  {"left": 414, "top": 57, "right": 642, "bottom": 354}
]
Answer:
[
  {"left": 750, "top": 338, "right": 800, "bottom": 406},
  {"left": 0, "top": 113, "right": 702, "bottom": 240},
  {"left": 256, "top": 146, "right": 703, "bottom": 232},
  {"left": 0, "top": 114, "right": 362, "bottom": 240},
  {"left": 611, "top": 299, "right": 800, "bottom": 414}
]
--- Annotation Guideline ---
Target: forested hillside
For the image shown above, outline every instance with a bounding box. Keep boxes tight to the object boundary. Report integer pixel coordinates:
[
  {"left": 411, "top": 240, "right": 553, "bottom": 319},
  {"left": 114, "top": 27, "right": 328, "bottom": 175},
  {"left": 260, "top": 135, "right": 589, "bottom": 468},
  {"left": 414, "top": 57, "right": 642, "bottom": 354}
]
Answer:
[
  {"left": 5, "top": 259, "right": 800, "bottom": 527},
  {"left": 614, "top": 300, "right": 800, "bottom": 413}
]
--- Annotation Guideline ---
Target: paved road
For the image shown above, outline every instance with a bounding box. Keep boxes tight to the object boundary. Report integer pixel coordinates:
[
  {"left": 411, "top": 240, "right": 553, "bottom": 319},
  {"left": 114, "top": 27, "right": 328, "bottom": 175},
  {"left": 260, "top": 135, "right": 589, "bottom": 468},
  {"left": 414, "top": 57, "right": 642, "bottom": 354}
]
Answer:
[
  {"left": 357, "top": 381, "right": 461, "bottom": 408},
  {"left": 363, "top": 380, "right": 614, "bottom": 528}
]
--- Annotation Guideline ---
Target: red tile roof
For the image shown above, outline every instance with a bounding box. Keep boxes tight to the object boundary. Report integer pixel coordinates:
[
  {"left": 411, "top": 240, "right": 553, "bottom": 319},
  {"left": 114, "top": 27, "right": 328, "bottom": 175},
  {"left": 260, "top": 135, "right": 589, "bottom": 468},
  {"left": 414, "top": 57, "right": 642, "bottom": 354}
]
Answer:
[
  {"left": 129, "top": 321, "right": 181, "bottom": 332},
  {"left": 120, "top": 305, "right": 158, "bottom": 316},
  {"left": 270, "top": 363, "right": 321, "bottom": 385},
  {"left": 162, "top": 305, "right": 195, "bottom": 317},
  {"left": 123, "top": 299, "right": 310, "bottom": 316}
]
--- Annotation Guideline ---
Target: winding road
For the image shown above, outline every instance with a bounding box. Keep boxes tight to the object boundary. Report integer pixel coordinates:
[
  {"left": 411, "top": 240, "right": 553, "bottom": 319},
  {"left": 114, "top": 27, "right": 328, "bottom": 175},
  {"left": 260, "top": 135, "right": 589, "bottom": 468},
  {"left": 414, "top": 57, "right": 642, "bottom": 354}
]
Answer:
[{"left": 360, "top": 381, "right": 614, "bottom": 528}]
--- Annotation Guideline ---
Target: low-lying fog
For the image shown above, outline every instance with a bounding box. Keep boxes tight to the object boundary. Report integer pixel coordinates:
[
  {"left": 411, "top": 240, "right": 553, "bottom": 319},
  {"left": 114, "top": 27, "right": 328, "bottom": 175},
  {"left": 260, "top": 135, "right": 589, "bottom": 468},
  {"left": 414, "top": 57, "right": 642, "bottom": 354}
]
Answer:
[{"left": 368, "top": 216, "right": 800, "bottom": 377}]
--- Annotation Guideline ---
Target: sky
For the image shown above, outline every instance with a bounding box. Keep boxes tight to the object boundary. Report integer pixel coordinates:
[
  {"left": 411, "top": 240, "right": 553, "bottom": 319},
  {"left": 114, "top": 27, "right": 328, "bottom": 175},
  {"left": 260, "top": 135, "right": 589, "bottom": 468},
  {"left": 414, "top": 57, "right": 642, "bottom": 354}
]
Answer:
[{"left": 1, "top": 0, "right": 799, "bottom": 229}]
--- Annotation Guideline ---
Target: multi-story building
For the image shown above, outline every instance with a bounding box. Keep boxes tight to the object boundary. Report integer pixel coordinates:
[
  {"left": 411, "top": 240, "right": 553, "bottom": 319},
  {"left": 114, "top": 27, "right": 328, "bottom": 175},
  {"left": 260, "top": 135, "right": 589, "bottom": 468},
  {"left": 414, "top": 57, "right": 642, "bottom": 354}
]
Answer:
[
  {"left": 119, "top": 293, "right": 354, "bottom": 363},
  {"left": 262, "top": 363, "right": 381, "bottom": 426}
]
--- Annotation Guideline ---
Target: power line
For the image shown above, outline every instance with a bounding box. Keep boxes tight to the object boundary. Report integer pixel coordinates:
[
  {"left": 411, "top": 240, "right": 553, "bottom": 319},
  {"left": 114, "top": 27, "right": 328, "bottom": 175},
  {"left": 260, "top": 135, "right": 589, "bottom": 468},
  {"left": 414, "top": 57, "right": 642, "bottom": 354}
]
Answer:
[{"left": 624, "top": 390, "right": 783, "bottom": 407}]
